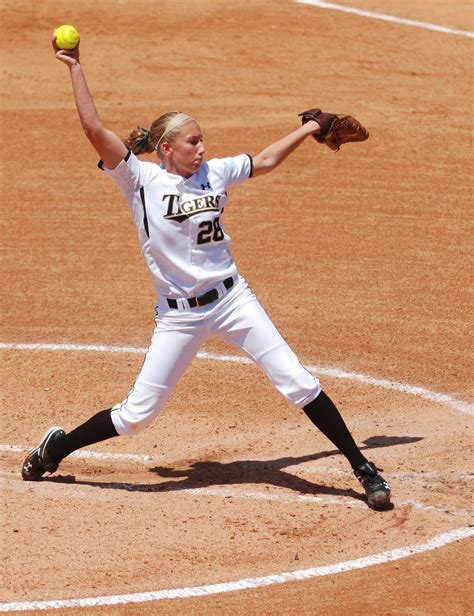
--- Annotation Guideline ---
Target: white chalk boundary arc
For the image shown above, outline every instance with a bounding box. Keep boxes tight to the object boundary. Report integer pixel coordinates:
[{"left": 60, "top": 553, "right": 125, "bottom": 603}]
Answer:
[
  {"left": 1, "top": 339, "right": 473, "bottom": 612},
  {"left": 294, "top": 0, "right": 474, "bottom": 38},
  {"left": 0, "top": 526, "right": 472, "bottom": 611},
  {"left": 1, "top": 341, "right": 472, "bottom": 415}
]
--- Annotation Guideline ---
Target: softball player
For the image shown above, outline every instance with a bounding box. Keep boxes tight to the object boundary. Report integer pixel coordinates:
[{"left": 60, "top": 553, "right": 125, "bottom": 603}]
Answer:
[{"left": 21, "top": 40, "right": 391, "bottom": 509}]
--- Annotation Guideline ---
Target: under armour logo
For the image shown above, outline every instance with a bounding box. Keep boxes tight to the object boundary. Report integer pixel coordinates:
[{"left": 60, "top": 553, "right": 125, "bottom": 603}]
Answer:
[{"left": 201, "top": 182, "right": 212, "bottom": 190}]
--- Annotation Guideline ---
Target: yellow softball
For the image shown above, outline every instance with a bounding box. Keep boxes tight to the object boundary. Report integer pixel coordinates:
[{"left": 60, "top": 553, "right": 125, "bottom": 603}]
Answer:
[{"left": 54, "top": 24, "right": 80, "bottom": 50}]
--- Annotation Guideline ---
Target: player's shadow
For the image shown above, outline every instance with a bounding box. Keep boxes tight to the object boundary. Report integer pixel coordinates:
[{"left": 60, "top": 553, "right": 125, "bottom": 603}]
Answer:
[{"left": 46, "top": 435, "right": 419, "bottom": 508}]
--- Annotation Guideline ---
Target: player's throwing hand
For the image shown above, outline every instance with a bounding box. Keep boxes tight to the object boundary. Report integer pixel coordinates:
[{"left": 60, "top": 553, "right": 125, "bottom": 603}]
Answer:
[{"left": 52, "top": 36, "right": 80, "bottom": 66}]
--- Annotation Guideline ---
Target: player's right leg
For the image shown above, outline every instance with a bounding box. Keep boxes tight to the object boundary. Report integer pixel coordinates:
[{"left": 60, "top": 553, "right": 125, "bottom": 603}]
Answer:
[
  {"left": 21, "top": 427, "right": 67, "bottom": 481},
  {"left": 21, "top": 316, "right": 204, "bottom": 480}
]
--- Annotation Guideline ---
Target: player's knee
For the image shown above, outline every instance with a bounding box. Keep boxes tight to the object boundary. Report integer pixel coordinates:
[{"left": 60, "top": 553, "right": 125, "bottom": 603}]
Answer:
[
  {"left": 280, "top": 371, "right": 321, "bottom": 407},
  {"left": 257, "top": 343, "right": 321, "bottom": 407},
  {"left": 113, "top": 415, "right": 152, "bottom": 436},
  {"left": 110, "top": 382, "right": 170, "bottom": 436}
]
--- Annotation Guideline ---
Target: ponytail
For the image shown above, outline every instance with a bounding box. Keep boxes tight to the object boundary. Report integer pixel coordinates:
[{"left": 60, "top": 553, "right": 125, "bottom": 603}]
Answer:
[
  {"left": 123, "top": 111, "right": 196, "bottom": 158},
  {"left": 123, "top": 126, "right": 154, "bottom": 155}
]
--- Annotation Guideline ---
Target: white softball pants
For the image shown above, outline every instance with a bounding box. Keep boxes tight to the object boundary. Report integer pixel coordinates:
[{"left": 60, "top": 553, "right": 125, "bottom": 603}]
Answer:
[{"left": 111, "top": 277, "right": 321, "bottom": 436}]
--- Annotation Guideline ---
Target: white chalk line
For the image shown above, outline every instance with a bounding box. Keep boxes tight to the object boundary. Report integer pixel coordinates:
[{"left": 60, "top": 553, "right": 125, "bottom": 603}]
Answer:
[
  {"left": 0, "top": 444, "right": 164, "bottom": 464},
  {"left": 2, "top": 444, "right": 474, "bottom": 515},
  {"left": 1, "top": 341, "right": 472, "bottom": 415},
  {"left": 2, "top": 472, "right": 472, "bottom": 518},
  {"left": 1, "top": 444, "right": 473, "bottom": 484},
  {"left": 0, "top": 444, "right": 474, "bottom": 516},
  {"left": 1, "top": 526, "right": 473, "bottom": 612},
  {"left": 294, "top": 0, "right": 474, "bottom": 38},
  {"left": 2, "top": 447, "right": 474, "bottom": 516}
]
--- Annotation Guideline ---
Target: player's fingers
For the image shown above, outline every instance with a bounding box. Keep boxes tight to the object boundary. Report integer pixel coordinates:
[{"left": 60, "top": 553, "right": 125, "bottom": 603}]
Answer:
[{"left": 54, "top": 47, "right": 80, "bottom": 65}]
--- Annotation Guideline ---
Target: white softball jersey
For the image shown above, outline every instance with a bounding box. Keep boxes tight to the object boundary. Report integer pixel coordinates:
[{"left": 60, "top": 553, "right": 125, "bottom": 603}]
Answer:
[
  {"left": 100, "top": 151, "right": 320, "bottom": 436},
  {"left": 99, "top": 151, "right": 252, "bottom": 299}
]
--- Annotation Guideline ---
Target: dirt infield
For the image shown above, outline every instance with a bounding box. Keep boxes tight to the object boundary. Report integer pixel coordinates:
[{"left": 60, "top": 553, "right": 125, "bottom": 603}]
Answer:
[{"left": 1, "top": 1, "right": 473, "bottom": 614}]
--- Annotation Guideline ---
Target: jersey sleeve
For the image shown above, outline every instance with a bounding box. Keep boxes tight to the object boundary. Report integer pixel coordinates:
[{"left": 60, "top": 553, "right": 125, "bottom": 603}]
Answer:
[
  {"left": 210, "top": 154, "right": 253, "bottom": 188},
  {"left": 98, "top": 150, "right": 155, "bottom": 194}
]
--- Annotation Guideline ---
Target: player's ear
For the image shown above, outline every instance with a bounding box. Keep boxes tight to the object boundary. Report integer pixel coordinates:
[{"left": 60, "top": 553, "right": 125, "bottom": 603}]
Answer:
[{"left": 161, "top": 142, "right": 172, "bottom": 157}]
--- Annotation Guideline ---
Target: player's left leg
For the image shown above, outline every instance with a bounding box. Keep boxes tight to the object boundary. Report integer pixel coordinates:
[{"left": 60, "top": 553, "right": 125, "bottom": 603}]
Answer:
[
  {"left": 213, "top": 286, "right": 391, "bottom": 507},
  {"left": 301, "top": 392, "right": 391, "bottom": 508}
]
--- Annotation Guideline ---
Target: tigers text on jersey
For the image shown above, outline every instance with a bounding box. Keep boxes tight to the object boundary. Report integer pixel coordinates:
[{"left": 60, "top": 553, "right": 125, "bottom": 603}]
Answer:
[{"left": 99, "top": 151, "right": 253, "bottom": 299}]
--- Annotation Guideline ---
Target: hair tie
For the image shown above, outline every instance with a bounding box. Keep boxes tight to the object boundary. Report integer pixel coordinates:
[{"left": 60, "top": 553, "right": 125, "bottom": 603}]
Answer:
[{"left": 136, "top": 127, "right": 150, "bottom": 150}]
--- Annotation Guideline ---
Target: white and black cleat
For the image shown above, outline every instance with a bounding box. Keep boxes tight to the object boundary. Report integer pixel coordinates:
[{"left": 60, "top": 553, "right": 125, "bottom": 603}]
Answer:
[
  {"left": 354, "top": 461, "right": 392, "bottom": 509},
  {"left": 21, "top": 427, "right": 65, "bottom": 481}
]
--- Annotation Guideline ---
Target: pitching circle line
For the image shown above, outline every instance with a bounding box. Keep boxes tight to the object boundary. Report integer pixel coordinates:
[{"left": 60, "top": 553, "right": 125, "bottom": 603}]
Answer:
[
  {"left": 0, "top": 341, "right": 472, "bottom": 415},
  {"left": 1, "top": 340, "right": 473, "bottom": 611},
  {"left": 0, "top": 527, "right": 473, "bottom": 612}
]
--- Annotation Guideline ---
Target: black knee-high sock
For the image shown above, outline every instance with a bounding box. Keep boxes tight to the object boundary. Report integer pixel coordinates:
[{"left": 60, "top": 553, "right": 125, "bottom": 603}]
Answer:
[
  {"left": 48, "top": 408, "right": 119, "bottom": 465},
  {"left": 303, "top": 390, "right": 367, "bottom": 470}
]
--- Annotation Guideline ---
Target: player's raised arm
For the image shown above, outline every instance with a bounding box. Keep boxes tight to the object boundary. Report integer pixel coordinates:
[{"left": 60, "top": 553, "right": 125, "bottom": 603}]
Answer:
[
  {"left": 252, "top": 108, "right": 369, "bottom": 177},
  {"left": 52, "top": 36, "right": 128, "bottom": 170},
  {"left": 252, "top": 121, "right": 320, "bottom": 177}
]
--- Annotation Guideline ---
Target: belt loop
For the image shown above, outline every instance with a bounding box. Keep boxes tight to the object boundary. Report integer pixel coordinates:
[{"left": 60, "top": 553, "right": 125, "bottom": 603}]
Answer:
[
  {"left": 217, "top": 275, "right": 236, "bottom": 299},
  {"left": 216, "top": 280, "right": 226, "bottom": 299}
]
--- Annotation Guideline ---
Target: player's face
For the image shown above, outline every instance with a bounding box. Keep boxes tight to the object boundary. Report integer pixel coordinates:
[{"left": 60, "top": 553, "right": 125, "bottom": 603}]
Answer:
[{"left": 165, "top": 121, "right": 205, "bottom": 178}]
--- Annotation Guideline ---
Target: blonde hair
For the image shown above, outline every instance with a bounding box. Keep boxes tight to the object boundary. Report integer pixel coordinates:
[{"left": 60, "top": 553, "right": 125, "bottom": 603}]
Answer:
[{"left": 123, "top": 111, "right": 195, "bottom": 157}]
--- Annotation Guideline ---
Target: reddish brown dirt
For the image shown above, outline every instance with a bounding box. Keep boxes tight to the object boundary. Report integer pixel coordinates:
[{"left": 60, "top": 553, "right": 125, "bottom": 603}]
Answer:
[{"left": 1, "top": 1, "right": 473, "bottom": 615}]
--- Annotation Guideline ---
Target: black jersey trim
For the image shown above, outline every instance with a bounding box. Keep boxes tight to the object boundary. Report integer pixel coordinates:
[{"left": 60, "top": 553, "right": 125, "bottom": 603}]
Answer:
[
  {"left": 97, "top": 149, "right": 132, "bottom": 170},
  {"left": 245, "top": 153, "right": 254, "bottom": 178},
  {"left": 139, "top": 186, "right": 150, "bottom": 238}
]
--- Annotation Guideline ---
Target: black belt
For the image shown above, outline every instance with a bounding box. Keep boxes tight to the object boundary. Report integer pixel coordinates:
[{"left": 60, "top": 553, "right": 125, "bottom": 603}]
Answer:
[{"left": 167, "top": 277, "right": 235, "bottom": 309}]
